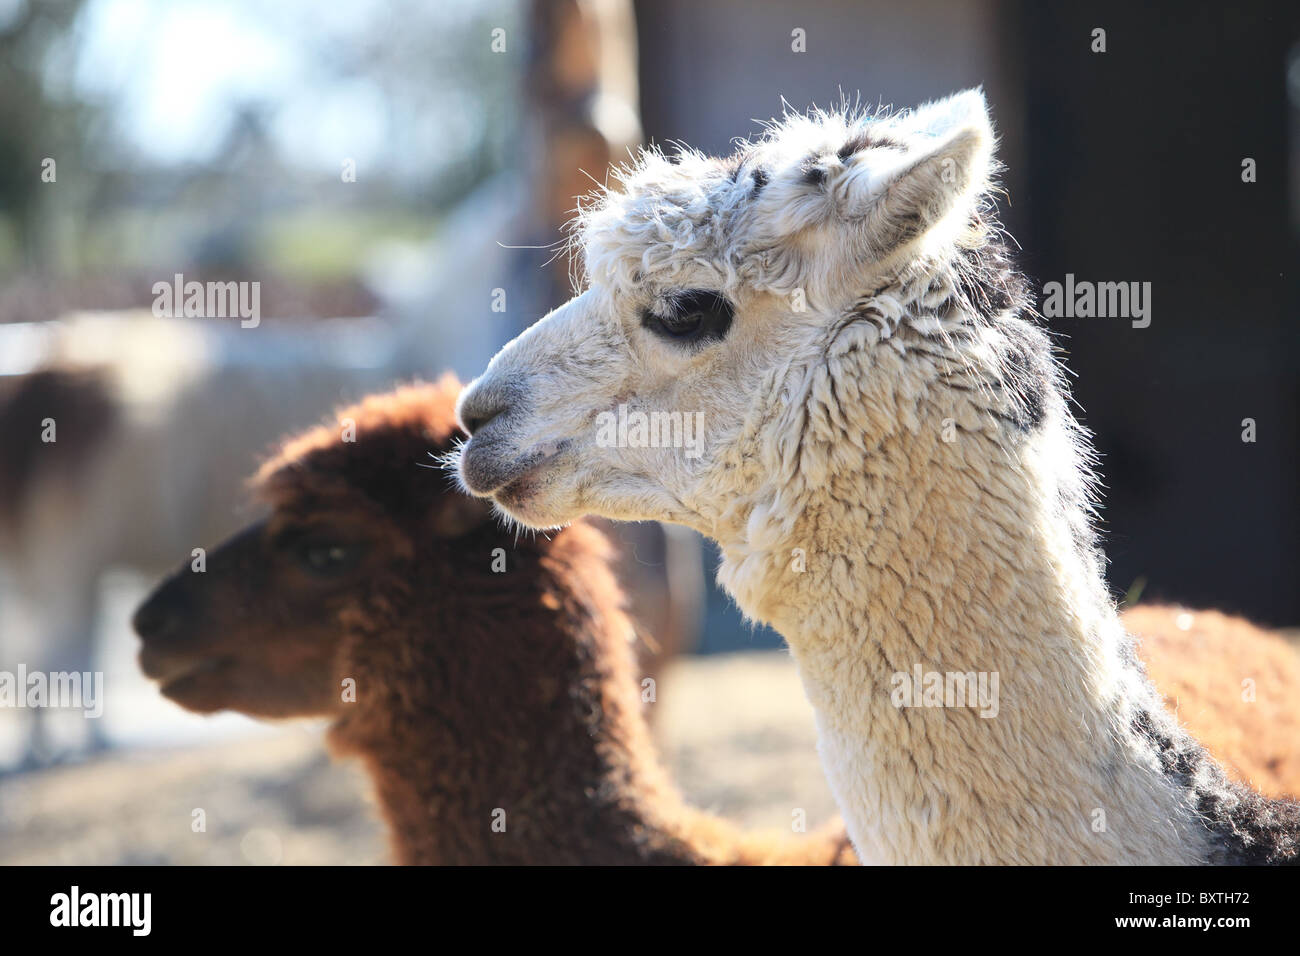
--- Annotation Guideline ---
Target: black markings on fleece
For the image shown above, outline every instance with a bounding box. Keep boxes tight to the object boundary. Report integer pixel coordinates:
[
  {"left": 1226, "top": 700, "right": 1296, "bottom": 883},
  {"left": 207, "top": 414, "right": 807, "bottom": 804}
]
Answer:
[{"left": 1131, "top": 709, "right": 1300, "bottom": 865}]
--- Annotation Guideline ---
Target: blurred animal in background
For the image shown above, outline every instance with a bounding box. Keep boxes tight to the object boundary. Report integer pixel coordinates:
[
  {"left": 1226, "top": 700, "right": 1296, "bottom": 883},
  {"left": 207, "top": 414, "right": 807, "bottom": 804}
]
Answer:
[
  {"left": 132, "top": 379, "right": 842, "bottom": 865},
  {"left": 0, "top": 368, "right": 119, "bottom": 758},
  {"left": 0, "top": 309, "right": 699, "bottom": 766}
]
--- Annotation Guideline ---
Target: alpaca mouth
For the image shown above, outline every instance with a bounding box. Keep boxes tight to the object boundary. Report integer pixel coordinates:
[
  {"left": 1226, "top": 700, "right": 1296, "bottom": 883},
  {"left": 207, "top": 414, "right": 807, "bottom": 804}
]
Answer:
[
  {"left": 138, "top": 649, "right": 232, "bottom": 696},
  {"left": 459, "top": 436, "right": 569, "bottom": 497},
  {"left": 158, "top": 661, "right": 236, "bottom": 704},
  {"left": 496, "top": 468, "right": 548, "bottom": 510}
]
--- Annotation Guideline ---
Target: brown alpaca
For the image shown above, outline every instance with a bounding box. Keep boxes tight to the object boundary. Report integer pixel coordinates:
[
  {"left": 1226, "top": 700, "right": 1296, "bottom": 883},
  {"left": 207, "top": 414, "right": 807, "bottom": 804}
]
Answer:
[
  {"left": 1127, "top": 605, "right": 1300, "bottom": 800},
  {"left": 133, "top": 378, "right": 854, "bottom": 865}
]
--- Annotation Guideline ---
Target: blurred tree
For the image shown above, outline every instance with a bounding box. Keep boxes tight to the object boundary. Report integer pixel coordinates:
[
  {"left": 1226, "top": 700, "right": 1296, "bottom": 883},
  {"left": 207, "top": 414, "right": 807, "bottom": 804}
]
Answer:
[
  {"left": 526, "top": 0, "right": 640, "bottom": 303},
  {"left": 0, "top": 0, "right": 93, "bottom": 272}
]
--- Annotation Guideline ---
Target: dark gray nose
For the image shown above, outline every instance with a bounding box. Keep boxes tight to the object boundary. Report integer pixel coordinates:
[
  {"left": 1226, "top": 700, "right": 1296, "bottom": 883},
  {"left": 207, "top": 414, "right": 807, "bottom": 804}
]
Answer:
[
  {"left": 457, "top": 383, "right": 515, "bottom": 436},
  {"left": 132, "top": 577, "right": 192, "bottom": 644}
]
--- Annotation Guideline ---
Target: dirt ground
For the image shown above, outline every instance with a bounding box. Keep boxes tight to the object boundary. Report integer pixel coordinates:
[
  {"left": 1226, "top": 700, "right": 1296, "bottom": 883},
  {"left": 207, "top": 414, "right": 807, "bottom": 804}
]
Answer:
[{"left": 0, "top": 650, "right": 837, "bottom": 865}]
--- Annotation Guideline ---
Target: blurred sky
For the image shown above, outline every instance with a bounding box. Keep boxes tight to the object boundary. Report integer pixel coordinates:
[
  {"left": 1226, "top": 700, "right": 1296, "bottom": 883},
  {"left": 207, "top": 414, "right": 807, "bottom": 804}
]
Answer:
[
  {"left": 58, "top": 0, "right": 515, "bottom": 181},
  {"left": 0, "top": 0, "right": 523, "bottom": 289}
]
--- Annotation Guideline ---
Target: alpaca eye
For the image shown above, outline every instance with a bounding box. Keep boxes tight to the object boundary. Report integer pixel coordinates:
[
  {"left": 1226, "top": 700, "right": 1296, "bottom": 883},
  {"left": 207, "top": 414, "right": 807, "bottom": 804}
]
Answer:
[
  {"left": 642, "top": 290, "right": 734, "bottom": 345},
  {"left": 661, "top": 311, "right": 704, "bottom": 337},
  {"left": 296, "top": 541, "right": 364, "bottom": 576}
]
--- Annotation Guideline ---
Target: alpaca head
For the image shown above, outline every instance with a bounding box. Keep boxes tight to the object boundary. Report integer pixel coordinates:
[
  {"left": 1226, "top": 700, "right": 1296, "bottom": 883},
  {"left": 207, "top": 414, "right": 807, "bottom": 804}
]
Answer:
[
  {"left": 455, "top": 90, "right": 1034, "bottom": 543},
  {"left": 133, "top": 377, "right": 493, "bottom": 718}
]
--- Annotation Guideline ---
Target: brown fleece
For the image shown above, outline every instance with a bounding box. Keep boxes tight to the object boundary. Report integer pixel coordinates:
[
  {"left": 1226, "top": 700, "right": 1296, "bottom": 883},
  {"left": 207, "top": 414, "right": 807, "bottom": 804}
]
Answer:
[{"left": 144, "top": 377, "right": 854, "bottom": 865}]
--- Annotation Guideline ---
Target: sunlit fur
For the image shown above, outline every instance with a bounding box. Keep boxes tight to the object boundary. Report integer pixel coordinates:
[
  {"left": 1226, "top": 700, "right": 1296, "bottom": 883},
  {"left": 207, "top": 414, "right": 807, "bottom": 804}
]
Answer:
[{"left": 456, "top": 91, "right": 1300, "bottom": 864}]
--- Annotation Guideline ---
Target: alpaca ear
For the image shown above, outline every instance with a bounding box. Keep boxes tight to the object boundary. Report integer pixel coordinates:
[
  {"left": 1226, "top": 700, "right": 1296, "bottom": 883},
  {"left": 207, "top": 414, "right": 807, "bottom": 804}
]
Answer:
[{"left": 845, "top": 89, "right": 994, "bottom": 253}]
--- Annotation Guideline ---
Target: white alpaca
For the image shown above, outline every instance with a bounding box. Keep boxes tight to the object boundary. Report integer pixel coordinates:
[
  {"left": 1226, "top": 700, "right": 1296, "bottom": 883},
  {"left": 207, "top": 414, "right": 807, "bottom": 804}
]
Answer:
[{"left": 454, "top": 90, "right": 1300, "bottom": 865}]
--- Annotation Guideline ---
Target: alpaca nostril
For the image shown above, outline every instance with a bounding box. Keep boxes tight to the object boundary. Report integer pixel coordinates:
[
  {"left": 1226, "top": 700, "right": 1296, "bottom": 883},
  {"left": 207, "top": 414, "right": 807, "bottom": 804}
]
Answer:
[
  {"left": 132, "top": 603, "right": 172, "bottom": 641},
  {"left": 132, "top": 588, "right": 189, "bottom": 642},
  {"left": 458, "top": 379, "right": 527, "bottom": 439},
  {"left": 462, "top": 408, "right": 500, "bottom": 436},
  {"left": 459, "top": 396, "right": 510, "bottom": 436}
]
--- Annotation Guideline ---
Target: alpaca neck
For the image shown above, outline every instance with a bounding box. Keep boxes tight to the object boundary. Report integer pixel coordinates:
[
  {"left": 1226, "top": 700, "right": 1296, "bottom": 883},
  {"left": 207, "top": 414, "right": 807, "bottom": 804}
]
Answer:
[
  {"left": 713, "top": 289, "right": 1219, "bottom": 863},
  {"left": 335, "top": 710, "right": 697, "bottom": 866},
  {"left": 725, "top": 439, "right": 1211, "bottom": 864},
  {"left": 338, "top": 686, "right": 852, "bottom": 866},
  {"left": 329, "top": 528, "right": 708, "bottom": 865},
  {"left": 330, "top": 668, "right": 706, "bottom": 865}
]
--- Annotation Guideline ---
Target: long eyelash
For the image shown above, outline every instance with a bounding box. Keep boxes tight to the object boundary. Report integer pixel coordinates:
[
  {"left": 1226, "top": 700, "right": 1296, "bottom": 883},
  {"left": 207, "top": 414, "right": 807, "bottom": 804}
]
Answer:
[
  {"left": 668, "top": 289, "right": 727, "bottom": 317},
  {"left": 642, "top": 288, "right": 735, "bottom": 345}
]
